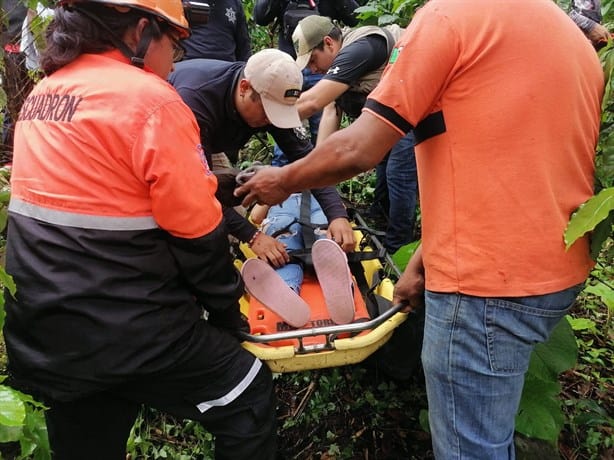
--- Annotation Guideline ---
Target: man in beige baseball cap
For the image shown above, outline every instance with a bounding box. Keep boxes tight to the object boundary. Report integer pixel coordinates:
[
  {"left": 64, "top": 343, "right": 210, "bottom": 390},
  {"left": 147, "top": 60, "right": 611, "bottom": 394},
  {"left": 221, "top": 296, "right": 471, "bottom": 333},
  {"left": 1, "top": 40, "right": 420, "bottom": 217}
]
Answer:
[
  {"left": 169, "top": 48, "right": 356, "bottom": 274},
  {"left": 244, "top": 48, "right": 303, "bottom": 129}
]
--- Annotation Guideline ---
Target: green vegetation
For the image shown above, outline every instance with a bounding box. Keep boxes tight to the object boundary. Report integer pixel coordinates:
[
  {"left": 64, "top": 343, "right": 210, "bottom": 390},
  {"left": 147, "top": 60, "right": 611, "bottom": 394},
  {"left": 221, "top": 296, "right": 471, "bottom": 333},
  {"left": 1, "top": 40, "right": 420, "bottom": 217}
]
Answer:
[
  {"left": 0, "top": 0, "right": 612, "bottom": 458},
  {"left": 0, "top": 168, "right": 49, "bottom": 460}
]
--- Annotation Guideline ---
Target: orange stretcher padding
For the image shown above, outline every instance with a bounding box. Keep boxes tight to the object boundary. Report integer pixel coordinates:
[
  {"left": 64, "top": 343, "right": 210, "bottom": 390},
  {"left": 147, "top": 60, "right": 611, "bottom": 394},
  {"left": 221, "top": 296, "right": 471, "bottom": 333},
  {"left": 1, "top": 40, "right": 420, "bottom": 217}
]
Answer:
[{"left": 245, "top": 271, "right": 371, "bottom": 348}]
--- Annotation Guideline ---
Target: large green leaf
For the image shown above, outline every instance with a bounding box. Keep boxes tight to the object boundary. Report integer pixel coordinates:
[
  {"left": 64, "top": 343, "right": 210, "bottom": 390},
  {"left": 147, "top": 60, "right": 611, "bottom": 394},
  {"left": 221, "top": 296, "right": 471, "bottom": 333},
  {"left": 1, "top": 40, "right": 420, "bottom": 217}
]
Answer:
[
  {"left": 378, "top": 14, "right": 399, "bottom": 25},
  {"left": 600, "top": 42, "right": 614, "bottom": 112},
  {"left": 7, "top": 390, "right": 46, "bottom": 411},
  {"left": 598, "top": 128, "right": 614, "bottom": 188},
  {"left": 584, "top": 281, "right": 614, "bottom": 312},
  {"left": 564, "top": 188, "right": 614, "bottom": 249},
  {"left": 354, "top": 5, "right": 379, "bottom": 15},
  {"left": 0, "top": 387, "right": 26, "bottom": 427},
  {"left": 527, "top": 317, "right": 577, "bottom": 381},
  {"left": 517, "top": 319, "right": 576, "bottom": 442},
  {"left": 20, "top": 409, "right": 51, "bottom": 460},
  {"left": 515, "top": 375, "right": 564, "bottom": 443},
  {"left": 0, "top": 266, "right": 17, "bottom": 298},
  {"left": 391, "top": 240, "right": 420, "bottom": 271}
]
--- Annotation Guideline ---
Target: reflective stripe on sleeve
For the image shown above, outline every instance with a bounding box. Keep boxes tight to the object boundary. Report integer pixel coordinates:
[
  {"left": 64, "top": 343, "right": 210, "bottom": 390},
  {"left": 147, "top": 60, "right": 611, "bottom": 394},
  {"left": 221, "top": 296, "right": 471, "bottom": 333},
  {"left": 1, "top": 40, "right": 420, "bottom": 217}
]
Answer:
[
  {"left": 196, "top": 359, "right": 263, "bottom": 414},
  {"left": 9, "top": 198, "right": 158, "bottom": 230}
]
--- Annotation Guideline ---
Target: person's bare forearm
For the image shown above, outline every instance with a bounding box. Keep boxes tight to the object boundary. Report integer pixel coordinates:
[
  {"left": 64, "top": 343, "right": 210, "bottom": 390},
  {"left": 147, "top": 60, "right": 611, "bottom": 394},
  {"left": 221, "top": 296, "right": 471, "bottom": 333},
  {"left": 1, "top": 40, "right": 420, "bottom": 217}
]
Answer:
[
  {"left": 297, "top": 98, "right": 322, "bottom": 120},
  {"left": 315, "top": 103, "right": 342, "bottom": 146},
  {"left": 297, "top": 80, "right": 350, "bottom": 120}
]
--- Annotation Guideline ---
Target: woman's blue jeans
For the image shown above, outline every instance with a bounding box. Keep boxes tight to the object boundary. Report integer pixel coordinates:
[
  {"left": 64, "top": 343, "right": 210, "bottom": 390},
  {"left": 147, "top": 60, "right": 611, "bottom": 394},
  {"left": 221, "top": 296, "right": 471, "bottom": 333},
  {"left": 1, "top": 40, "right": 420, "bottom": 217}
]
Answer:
[
  {"left": 421, "top": 284, "right": 584, "bottom": 459},
  {"left": 374, "top": 131, "right": 418, "bottom": 253},
  {"left": 261, "top": 193, "right": 327, "bottom": 292}
]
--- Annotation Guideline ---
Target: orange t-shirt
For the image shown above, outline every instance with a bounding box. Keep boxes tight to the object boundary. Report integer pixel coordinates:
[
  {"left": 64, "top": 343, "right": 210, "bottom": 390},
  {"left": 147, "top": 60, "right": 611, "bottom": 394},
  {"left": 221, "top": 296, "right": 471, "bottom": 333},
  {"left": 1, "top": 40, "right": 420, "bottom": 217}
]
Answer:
[{"left": 365, "top": 0, "right": 604, "bottom": 296}]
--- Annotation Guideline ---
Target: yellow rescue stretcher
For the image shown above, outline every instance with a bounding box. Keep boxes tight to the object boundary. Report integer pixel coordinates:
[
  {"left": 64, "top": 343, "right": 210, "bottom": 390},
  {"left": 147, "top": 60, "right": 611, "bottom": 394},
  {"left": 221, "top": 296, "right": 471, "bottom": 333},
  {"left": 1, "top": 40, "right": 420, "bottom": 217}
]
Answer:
[{"left": 236, "top": 210, "right": 408, "bottom": 373}]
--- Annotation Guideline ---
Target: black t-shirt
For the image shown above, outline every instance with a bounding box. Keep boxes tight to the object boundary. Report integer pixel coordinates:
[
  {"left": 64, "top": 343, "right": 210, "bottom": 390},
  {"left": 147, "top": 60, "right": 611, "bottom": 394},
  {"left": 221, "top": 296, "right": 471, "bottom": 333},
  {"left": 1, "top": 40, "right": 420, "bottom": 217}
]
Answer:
[
  {"left": 322, "top": 34, "right": 388, "bottom": 118},
  {"left": 323, "top": 35, "right": 388, "bottom": 85}
]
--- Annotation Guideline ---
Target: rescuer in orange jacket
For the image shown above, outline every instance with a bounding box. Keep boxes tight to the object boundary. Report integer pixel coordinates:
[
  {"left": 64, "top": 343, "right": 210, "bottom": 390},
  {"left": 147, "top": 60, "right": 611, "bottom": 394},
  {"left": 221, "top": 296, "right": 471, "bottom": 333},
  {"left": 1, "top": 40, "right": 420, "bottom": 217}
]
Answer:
[{"left": 3, "top": 0, "right": 276, "bottom": 458}]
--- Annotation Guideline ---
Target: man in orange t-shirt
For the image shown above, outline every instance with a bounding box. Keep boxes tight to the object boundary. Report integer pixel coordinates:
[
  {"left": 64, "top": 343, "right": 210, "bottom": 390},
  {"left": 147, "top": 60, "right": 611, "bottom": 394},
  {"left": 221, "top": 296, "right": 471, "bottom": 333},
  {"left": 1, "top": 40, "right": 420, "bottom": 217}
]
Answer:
[{"left": 236, "top": 0, "right": 604, "bottom": 457}]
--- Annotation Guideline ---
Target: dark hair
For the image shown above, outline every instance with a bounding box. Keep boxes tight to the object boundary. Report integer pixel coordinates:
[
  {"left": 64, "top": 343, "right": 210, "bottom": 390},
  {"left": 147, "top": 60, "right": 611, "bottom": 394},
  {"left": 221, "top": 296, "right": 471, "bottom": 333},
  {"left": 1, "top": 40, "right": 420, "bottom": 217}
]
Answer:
[
  {"left": 313, "top": 25, "right": 342, "bottom": 51},
  {"left": 40, "top": 3, "right": 164, "bottom": 75}
]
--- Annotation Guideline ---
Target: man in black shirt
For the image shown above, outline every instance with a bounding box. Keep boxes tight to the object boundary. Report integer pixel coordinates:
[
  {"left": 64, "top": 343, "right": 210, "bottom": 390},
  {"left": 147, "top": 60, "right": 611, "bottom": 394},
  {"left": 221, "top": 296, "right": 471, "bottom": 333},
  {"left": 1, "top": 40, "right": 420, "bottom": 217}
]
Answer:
[
  {"left": 293, "top": 16, "right": 418, "bottom": 253},
  {"left": 253, "top": 0, "right": 360, "bottom": 152},
  {"left": 182, "top": 0, "right": 251, "bottom": 62},
  {"left": 168, "top": 49, "right": 355, "bottom": 266}
]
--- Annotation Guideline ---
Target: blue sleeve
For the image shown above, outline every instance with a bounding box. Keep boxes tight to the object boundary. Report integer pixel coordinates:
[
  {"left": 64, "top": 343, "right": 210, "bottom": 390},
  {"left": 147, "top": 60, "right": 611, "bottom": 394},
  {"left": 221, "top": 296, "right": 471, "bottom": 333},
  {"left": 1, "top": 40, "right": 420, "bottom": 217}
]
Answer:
[{"left": 173, "top": 86, "right": 216, "bottom": 164}]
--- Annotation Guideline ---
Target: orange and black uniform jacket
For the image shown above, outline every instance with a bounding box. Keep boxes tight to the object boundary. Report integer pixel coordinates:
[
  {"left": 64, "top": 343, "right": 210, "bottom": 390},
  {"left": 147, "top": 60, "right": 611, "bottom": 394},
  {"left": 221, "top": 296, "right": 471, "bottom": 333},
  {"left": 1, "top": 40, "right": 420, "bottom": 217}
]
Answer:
[{"left": 4, "top": 50, "right": 253, "bottom": 401}]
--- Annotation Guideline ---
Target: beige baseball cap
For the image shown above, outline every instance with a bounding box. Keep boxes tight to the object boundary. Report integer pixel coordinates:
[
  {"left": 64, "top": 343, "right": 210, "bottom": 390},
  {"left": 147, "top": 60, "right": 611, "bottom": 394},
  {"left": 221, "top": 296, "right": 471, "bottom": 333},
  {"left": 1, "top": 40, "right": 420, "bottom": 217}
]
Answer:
[
  {"left": 292, "top": 15, "right": 335, "bottom": 70},
  {"left": 244, "top": 49, "right": 303, "bottom": 129}
]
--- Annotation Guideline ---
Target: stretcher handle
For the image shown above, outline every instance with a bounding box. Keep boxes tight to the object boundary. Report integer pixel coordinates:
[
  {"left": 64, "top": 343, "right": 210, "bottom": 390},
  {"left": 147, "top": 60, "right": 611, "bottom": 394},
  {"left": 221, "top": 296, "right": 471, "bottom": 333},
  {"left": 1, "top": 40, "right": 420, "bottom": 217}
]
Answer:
[{"left": 238, "top": 302, "right": 408, "bottom": 343}]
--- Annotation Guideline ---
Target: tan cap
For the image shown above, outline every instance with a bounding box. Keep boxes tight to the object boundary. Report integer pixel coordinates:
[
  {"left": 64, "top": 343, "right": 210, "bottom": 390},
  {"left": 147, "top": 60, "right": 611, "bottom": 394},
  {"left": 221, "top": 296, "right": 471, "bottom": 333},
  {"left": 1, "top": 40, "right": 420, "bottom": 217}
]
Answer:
[
  {"left": 244, "top": 49, "right": 303, "bottom": 129},
  {"left": 292, "top": 15, "right": 335, "bottom": 69}
]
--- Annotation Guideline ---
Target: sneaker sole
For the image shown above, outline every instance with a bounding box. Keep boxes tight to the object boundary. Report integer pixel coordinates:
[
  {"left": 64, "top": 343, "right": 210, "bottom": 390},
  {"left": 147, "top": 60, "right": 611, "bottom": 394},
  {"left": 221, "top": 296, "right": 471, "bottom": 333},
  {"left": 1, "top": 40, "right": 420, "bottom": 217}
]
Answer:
[{"left": 312, "top": 239, "right": 355, "bottom": 324}]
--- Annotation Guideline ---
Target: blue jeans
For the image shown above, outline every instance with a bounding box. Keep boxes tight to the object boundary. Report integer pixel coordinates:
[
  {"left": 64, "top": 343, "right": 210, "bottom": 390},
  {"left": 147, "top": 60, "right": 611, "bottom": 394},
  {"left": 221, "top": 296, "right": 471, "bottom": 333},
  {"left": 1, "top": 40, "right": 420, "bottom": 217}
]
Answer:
[
  {"left": 375, "top": 131, "right": 418, "bottom": 253},
  {"left": 261, "top": 193, "right": 327, "bottom": 292},
  {"left": 301, "top": 68, "right": 323, "bottom": 142},
  {"left": 421, "top": 284, "right": 584, "bottom": 459}
]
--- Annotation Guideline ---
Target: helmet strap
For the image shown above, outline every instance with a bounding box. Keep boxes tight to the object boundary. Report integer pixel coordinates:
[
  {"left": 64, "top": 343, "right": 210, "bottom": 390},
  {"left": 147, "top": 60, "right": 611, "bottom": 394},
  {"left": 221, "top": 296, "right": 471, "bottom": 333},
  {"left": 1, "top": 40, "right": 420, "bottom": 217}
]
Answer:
[
  {"left": 131, "top": 22, "right": 155, "bottom": 68},
  {"left": 73, "top": 6, "right": 155, "bottom": 69}
]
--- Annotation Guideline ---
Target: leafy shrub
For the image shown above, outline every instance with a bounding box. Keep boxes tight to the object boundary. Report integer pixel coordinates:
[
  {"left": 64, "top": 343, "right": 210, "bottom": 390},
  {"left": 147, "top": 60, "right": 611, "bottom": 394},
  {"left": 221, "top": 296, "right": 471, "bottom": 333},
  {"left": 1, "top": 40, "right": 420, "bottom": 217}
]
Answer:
[{"left": 0, "top": 167, "right": 50, "bottom": 459}]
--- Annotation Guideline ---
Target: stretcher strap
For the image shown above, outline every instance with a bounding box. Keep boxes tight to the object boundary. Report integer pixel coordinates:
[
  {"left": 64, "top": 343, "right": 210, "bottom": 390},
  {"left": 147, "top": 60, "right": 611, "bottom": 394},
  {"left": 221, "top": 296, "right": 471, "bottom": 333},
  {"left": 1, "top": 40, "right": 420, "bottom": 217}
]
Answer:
[{"left": 300, "top": 190, "right": 316, "bottom": 250}]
